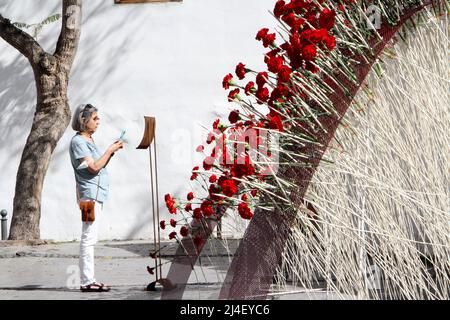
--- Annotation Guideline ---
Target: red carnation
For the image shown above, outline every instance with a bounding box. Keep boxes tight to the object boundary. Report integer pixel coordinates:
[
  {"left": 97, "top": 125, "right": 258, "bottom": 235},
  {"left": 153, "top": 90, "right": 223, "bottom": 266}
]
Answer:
[
  {"left": 193, "top": 208, "right": 202, "bottom": 220},
  {"left": 306, "top": 11, "right": 318, "bottom": 27},
  {"left": 268, "top": 114, "right": 284, "bottom": 132},
  {"left": 180, "top": 226, "right": 189, "bottom": 237},
  {"left": 270, "top": 84, "right": 289, "bottom": 101},
  {"left": 230, "top": 162, "right": 255, "bottom": 178},
  {"left": 220, "top": 179, "right": 238, "bottom": 197},
  {"left": 165, "top": 194, "right": 176, "bottom": 213},
  {"left": 267, "top": 55, "right": 284, "bottom": 73},
  {"left": 201, "top": 200, "right": 214, "bottom": 216},
  {"left": 256, "top": 28, "right": 269, "bottom": 40},
  {"left": 285, "top": 0, "right": 309, "bottom": 13},
  {"left": 319, "top": 9, "right": 336, "bottom": 30},
  {"left": 228, "top": 88, "right": 240, "bottom": 102},
  {"left": 228, "top": 110, "right": 240, "bottom": 124},
  {"left": 256, "top": 87, "right": 270, "bottom": 104},
  {"left": 160, "top": 220, "right": 166, "bottom": 230},
  {"left": 235, "top": 62, "right": 247, "bottom": 80},
  {"left": 190, "top": 166, "right": 199, "bottom": 180},
  {"left": 222, "top": 73, "right": 234, "bottom": 89},
  {"left": 282, "top": 12, "right": 295, "bottom": 24},
  {"left": 169, "top": 231, "right": 177, "bottom": 240},
  {"left": 245, "top": 81, "right": 256, "bottom": 95},
  {"left": 262, "top": 33, "right": 276, "bottom": 48},
  {"left": 170, "top": 218, "right": 177, "bottom": 228},
  {"left": 283, "top": 12, "right": 305, "bottom": 32},
  {"left": 165, "top": 198, "right": 174, "bottom": 207},
  {"left": 302, "top": 44, "right": 317, "bottom": 61},
  {"left": 241, "top": 193, "right": 248, "bottom": 201},
  {"left": 278, "top": 65, "right": 292, "bottom": 84},
  {"left": 238, "top": 203, "right": 254, "bottom": 220},
  {"left": 274, "top": 0, "right": 286, "bottom": 18},
  {"left": 251, "top": 189, "right": 258, "bottom": 197},
  {"left": 310, "top": 29, "right": 328, "bottom": 44},
  {"left": 293, "top": 17, "right": 306, "bottom": 31},
  {"left": 187, "top": 192, "right": 194, "bottom": 201},
  {"left": 256, "top": 72, "right": 268, "bottom": 87},
  {"left": 185, "top": 203, "right": 192, "bottom": 212},
  {"left": 209, "top": 175, "right": 217, "bottom": 183},
  {"left": 324, "top": 35, "right": 336, "bottom": 51}
]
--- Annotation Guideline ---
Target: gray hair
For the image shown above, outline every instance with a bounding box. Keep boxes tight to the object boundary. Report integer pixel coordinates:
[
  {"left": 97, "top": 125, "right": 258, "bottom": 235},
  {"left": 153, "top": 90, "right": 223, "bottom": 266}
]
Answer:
[{"left": 71, "top": 104, "right": 98, "bottom": 132}]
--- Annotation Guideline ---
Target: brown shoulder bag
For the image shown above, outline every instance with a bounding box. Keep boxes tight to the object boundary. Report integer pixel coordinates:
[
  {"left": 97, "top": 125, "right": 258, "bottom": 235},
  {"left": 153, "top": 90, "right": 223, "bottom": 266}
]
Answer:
[
  {"left": 79, "top": 174, "right": 100, "bottom": 222},
  {"left": 80, "top": 200, "right": 95, "bottom": 222}
]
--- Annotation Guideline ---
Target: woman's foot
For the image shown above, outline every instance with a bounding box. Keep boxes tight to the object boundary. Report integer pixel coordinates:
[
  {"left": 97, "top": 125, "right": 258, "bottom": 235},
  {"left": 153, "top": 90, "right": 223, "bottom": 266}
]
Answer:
[{"left": 80, "top": 282, "right": 111, "bottom": 292}]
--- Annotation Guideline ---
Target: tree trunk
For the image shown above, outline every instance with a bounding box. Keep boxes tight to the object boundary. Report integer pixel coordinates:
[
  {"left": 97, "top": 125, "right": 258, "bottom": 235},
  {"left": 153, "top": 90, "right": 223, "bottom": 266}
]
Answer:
[
  {"left": 9, "top": 65, "right": 71, "bottom": 239},
  {"left": 0, "top": 0, "right": 81, "bottom": 240}
]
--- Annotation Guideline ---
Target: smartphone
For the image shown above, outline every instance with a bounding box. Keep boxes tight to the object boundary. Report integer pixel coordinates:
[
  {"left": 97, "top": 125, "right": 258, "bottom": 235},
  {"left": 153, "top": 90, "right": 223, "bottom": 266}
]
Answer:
[{"left": 117, "top": 130, "right": 126, "bottom": 142}]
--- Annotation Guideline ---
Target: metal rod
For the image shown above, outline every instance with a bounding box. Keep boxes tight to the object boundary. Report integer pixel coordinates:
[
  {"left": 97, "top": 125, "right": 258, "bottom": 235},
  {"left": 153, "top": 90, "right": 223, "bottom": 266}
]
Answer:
[
  {"left": 149, "top": 147, "right": 158, "bottom": 281},
  {"left": 153, "top": 134, "right": 163, "bottom": 279},
  {"left": 1, "top": 210, "right": 7, "bottom": 240}
]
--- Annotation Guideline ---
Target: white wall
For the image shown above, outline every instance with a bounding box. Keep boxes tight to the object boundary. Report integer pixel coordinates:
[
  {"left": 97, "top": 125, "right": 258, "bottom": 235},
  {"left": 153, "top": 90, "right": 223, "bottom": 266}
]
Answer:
[{"left": 0, "top": 0, "right": 277, "bottom": 241}]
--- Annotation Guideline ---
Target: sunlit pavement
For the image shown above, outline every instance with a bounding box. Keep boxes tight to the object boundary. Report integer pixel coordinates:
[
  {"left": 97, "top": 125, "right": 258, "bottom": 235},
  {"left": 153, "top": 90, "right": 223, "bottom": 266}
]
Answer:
[
  {"left": 0, "top": 239, "right": 236, "bottom": 300},
  {"left": 0, "top": 239, "right": 346, "bottom": 300}
]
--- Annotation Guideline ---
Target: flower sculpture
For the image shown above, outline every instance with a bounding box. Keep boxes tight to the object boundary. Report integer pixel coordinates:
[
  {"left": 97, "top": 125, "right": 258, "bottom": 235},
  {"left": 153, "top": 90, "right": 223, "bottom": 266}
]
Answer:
[{"left": 153, "top": 0, "right": 447, "bottom": 300}]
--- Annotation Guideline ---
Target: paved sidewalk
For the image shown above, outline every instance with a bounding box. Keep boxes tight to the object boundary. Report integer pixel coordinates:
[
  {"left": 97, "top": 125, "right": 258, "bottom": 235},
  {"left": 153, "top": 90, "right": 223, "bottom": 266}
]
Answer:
[
  {"left": 0, "top": 239, "right": 342, "bottom": 300},
  {"left": 0, "top": 239, "right": 240, "bottom": 300}
]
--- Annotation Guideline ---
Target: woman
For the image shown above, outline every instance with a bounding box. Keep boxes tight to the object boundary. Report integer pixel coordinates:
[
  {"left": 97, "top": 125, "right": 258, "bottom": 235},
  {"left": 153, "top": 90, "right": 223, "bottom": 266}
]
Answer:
[{"left": 69, "top": 103, "right": 123, "bottom": 292}]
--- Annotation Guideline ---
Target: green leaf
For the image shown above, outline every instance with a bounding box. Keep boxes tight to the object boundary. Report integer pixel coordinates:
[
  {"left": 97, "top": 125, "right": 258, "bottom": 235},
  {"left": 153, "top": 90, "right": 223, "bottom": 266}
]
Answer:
[
  {"left": 12, "top": 13, "right": 61, "bottom": 40},
  {"left": 39, "top": 13, "right": 61, "bottom": 26},
  {"left": 12, "top": 22, "right": 30, "bottom": 29}
]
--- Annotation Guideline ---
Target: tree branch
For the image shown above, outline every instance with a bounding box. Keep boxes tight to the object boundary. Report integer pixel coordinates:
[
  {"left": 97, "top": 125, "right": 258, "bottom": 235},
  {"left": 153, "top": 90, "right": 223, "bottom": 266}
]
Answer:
[
  {"left": 54, "top": 0, "right": 81, "bottom": 66},
  {"left": 0, "top": 13, "right": 44, "bottom": 65}
]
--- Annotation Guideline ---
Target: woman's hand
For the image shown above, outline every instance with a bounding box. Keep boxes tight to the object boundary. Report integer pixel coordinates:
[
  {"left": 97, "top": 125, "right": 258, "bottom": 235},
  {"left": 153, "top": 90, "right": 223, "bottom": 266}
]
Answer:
[
  {"left": 82, "top": 141, "right": 124, "bottom": 174},
  {"left": 108, "top": 141, "right": 124, "bottom": 154}
]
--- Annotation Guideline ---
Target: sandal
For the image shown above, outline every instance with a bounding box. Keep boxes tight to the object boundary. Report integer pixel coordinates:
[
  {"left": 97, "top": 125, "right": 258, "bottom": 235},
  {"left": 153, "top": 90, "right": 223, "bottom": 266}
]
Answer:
[{"left": 80, "top": 282, "right": 111, "bottom": 292}]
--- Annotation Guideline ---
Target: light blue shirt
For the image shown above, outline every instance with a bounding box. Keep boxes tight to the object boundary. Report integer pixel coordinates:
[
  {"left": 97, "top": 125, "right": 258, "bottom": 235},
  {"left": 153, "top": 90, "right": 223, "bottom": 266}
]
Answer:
[{"left": 69, "top": 133, "right": 109, "bottom": 203}]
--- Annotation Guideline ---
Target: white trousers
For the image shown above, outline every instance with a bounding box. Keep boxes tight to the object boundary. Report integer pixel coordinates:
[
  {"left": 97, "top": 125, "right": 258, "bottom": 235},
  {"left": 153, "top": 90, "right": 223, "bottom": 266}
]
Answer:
[{"left": 79, "top": 201, "right": 103, "bottom": 286}]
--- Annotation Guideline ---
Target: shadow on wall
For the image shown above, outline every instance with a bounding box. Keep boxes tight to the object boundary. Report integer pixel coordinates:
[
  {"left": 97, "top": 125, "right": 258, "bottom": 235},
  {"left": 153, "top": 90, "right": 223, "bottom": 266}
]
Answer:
[
  {"left": 68, "top": 2, "right": 139, "bottom": 105},
  {"left": 0, "top": 55, "right": 36, "bottom": 169},
  {"left": 0, "top": 1, "right": 143, "bottom": 176},
  {"left": 0, "top": 0, "right": 62, "bottom": 174}
]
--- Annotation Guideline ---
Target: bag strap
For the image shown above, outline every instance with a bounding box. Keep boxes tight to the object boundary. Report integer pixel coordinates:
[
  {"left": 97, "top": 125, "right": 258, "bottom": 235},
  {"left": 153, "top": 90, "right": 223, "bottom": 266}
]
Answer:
[
  {"left": 95, "top": 171, "right": 100, "bottom": 202},
  {"left": 91, "top": 137, "right": 101, "bottom": 203}
]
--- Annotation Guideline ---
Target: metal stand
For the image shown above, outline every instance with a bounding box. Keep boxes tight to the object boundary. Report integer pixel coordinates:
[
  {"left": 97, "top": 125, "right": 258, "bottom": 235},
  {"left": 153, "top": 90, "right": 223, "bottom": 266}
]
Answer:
[{"left": 137, "top": 116, "right": 175, "bottom": 292}]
